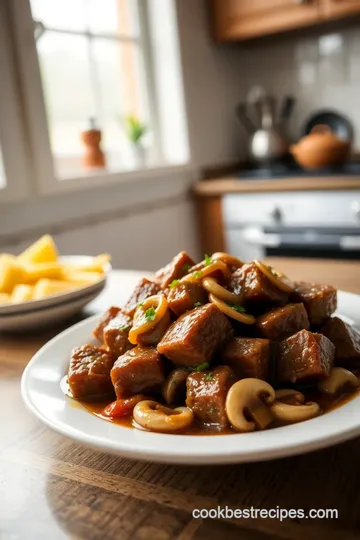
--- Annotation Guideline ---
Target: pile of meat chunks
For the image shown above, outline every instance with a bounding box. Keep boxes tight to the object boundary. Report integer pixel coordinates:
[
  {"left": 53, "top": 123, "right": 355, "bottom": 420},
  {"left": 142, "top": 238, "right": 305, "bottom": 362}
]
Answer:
[{"left": 68, "top": 251, "right": 360, "bottom": 430}]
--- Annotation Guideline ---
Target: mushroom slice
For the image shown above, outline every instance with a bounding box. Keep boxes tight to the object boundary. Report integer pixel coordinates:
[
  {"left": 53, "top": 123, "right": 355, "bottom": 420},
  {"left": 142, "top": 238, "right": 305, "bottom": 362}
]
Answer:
[
  {"left": 270, "top": 401, "right": 320, "bottom": 424},
  {"left": 133, "top": 400, "right": 194, "bottom": 433},
  {"left": 318, "top": 367, "right": 359, "bottom": 395},
  {"left": 254, "top": 260, "right": 294, "bottom": 293},
  {"left": 225, "top": 378, "right": 275, "bottom": 433},
  {"left": 162, "top": 368, "right": 189, "bottom": 405},
  {"left": 275, "top": 389, "right": 305, "bottom": 405}
]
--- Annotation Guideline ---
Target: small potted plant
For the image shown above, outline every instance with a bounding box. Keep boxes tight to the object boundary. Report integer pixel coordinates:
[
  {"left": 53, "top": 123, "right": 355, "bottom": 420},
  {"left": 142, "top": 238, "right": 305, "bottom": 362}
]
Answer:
[{"left": 123, "top": 114, "right": 148, "bottom": 167}]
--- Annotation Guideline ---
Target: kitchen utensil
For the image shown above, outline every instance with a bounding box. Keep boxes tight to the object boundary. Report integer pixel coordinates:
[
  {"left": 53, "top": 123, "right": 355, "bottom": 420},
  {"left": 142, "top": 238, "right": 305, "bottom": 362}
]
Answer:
[
  {"left": 290, "top": 125, "right": 351, "bottom": 170},
  {"left": 236, "top": 88, "right": 295, "bottom": 164},
  {"left": 303, "top": 110, "right": 353, "bottom": 142}
]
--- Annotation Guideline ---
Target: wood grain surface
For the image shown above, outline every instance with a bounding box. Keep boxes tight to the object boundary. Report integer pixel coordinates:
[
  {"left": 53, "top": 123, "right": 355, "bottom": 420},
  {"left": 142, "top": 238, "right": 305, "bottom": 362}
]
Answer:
[
  {"left": 194, "top": 176, "right": 360, "bottom": 196},
  {"left": 1, "top": 260, "right": 360, "bottom": 540}
]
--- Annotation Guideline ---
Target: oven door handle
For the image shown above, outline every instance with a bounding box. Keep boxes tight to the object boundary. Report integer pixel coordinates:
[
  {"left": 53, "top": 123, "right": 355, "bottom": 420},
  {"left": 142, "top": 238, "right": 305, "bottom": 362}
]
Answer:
[{"left": 241, "top": 226, "right": 281, "bottom": 247}]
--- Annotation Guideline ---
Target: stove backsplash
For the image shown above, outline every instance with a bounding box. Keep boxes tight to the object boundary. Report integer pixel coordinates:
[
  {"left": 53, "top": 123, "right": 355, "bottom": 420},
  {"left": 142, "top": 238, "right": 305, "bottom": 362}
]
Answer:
[{"left": 239, "top": 25, "right": 360, "bottom": 151}]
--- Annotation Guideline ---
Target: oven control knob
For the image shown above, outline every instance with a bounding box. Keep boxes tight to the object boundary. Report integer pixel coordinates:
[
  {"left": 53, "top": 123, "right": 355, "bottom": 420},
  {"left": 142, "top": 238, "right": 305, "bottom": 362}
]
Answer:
[
  {"left": 351, "top": 201, "right": 360, "bottom": 220},
  {"left": 268, "top": 205, "right": 282, "bottom": 221}
]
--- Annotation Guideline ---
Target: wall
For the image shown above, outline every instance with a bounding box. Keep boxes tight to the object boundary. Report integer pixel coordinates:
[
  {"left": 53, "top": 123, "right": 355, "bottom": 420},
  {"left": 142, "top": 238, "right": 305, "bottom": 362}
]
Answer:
[
  {"left": 1, "top": 198, "right": 199, "bottom": 271},
  {"left": 176, "top": 0, "right": 247, "bottom": 167},
  {"left": 235, "top": 25, "right": 360, "bottom": 148}
]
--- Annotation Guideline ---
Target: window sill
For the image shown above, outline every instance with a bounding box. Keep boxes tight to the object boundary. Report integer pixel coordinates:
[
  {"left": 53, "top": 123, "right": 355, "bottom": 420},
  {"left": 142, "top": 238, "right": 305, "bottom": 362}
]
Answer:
[{"left": 0, "top": 163, "right": 199, "bottom": 241}]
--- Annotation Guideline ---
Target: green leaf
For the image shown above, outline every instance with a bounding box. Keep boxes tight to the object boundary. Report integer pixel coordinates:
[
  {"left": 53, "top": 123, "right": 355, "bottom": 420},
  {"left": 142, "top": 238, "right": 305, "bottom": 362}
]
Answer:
[
  {"left": 193, "top": 271, "right": 202, "bottom": 279},
  {"left": 169, "top": 279, "right": 179, "bottom": 289},
  {"left": 230, "top": 304, "right": 248, "bottom": 314},
  {"left": 138, "top": 302, "right": 144, "bottom": 307},
  {"left": 193, "top": 301, "right": 202, "bottom": 307},
  {"left": 144, "top": 306, "right": 156, "bottom": 322},
  {"left": 205, "top": 372, "right": 214, "bottom": 381},
  {"left": 204, "top": 253, "right": 212, "bottom": 266},
  {"left": 119, "top": 324, "right": 130, "bottom": 332},
  {"left": 123, "top": 115, "right": 147, "bottom": 143},
  {"left": 196, "top": 362, "right": 209, "bottom": 372}
]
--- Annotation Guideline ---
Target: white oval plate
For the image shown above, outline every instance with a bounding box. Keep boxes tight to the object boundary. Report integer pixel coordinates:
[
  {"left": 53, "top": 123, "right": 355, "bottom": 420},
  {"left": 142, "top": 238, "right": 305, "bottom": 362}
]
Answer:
[
  {"left": 21, "top": 290, "right": 360, "bottom": 464},
  {"left": 0, "top": 256, "right": 110, "bottom": 332}
]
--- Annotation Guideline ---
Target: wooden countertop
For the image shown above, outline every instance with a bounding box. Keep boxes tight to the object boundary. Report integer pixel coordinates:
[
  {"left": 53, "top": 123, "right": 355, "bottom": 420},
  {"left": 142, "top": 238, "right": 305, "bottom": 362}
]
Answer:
[
  {"left": 194, "top": 176, "right": 360, "bottom": 196},
  {"left": 2, "top": 261, "right": 360, "bottom": 540}
]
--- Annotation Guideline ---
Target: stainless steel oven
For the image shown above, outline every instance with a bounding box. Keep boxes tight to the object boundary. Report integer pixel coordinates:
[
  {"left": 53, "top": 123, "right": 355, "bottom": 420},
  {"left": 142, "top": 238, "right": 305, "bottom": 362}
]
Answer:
[{"left": 223, "top": 191, "right": 360, "bottom": 261}]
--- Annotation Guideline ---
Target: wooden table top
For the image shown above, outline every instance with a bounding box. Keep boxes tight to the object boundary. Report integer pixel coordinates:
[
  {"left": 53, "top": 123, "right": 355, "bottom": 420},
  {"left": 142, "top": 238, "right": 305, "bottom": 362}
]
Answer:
[{"left": 2, "top": 260, "right": 360, "bottom": 540}]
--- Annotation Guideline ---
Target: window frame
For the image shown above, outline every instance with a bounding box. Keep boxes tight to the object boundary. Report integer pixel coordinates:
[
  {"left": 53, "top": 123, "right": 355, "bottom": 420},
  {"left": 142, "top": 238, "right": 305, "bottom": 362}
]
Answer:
[
  {"left": 8, "top": 0, "right": 181, "bottom": 196},
  {"left": 0, "top": 1, "right": 31, "bottom": 203}
]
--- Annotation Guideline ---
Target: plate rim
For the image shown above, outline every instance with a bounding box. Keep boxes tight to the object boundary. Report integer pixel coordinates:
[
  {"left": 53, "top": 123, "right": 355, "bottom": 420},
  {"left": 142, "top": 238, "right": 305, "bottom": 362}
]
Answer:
[{"left": 21, "top": 289, "right": 360, "bottom": 465}]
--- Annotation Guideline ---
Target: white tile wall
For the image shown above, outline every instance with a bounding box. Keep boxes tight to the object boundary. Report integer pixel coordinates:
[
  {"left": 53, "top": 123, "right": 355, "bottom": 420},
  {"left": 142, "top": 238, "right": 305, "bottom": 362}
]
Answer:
[{"left": 237, "top": 25, "right": 360, "bottom": 149}]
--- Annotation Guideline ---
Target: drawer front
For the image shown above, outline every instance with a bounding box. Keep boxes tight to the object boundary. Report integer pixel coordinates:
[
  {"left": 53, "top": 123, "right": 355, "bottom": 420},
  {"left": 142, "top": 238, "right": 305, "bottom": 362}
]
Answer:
[{"left": 222, "top": 191, "right": 360, "bottom": 227}]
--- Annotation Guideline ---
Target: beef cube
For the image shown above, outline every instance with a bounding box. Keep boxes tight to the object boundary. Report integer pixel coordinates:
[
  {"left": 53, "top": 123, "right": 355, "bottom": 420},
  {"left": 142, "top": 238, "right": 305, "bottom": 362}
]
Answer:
[
  {"left": 167, "top": 282, "right": 207, "bottom": 317},
  {"left": 221, "top": 337, "right": 271, "bottom": 380},
  {"left": 93, "top": 306, "right": 121, "bottom": 343},
  {"left": 230, "top": 262, "right": 289, "bottom": 311},
  {"left": 137, "top": 309, "right": 172, "bottom": 347},
  {"left": 290, "top": 281, "right": 337, "bottom": 325},
  {"left": 277, "top": 330, "right": 335, "bottom": 384},
  {"left": 155, "top": 251, "right": 195, "bottom": 289},
  {"left": 157, "top": 303, "right": 233, "bottom": 367},
  {"left": 123, "top": 278, "right": 161, "bottom": 316},
  {"left": 103, "top": 310, "right": 133, "bottom": 357},
  {"left": 110, "top": 346, "right": 165, "bottom": 398},
  {"left": 321, "top": 317, "right": 360, "bottom": 369},
  {"left": 68, "top": 345, "right": 115, "bottom": 400},
  {"left": 186, "top": 366, "right": 236, "bottom": 426},
  {"left": 256, "top": 303, "right": 309, "bottom": 341}
]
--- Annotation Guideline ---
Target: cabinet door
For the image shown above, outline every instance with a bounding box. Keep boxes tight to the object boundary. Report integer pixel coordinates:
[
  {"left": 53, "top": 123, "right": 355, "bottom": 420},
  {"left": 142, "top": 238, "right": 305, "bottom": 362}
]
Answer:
[
  {"left": 321, "top": 0, "right": 360, "bottom": 18},
  {"left": 212, "top": 0, "right": 320, "bottom": 41}
]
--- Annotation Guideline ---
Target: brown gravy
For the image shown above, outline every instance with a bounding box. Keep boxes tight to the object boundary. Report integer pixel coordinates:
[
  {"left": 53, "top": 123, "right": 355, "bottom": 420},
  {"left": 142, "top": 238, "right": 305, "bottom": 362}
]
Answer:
[{"left": 73, "top": 387, "right": 360, "bottom": 436}]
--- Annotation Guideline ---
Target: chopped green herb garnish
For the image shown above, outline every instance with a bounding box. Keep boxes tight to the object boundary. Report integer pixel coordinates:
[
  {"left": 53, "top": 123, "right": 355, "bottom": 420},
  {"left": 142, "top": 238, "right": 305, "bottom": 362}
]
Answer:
[
  {"left": 138, "top": 302, "right": 144, "bottom": 307},
  {"left": 188, "top": 362, "right": 209, "bottom": 372},
  {"left": 205, "top": 372, "right": 214, "bottom": 381},
  {"left": 144, "top": 306, "right": 156, "bottom": 322},
  {"left": 169, "top": 279, "right": 180, "bottom": 289},
  {"left": 193, "top": 301, "right": 202, "bottom": 307},
  {"left": 209, "top": 407, "right": 215, "bottom": 414},
  {"left": 230, "top": 304, "right": 248, "bottom": 314},
  {"left": 196, "top": 362, "right": 209, "bottom": 372},
  {"left": 193, "top": 271, "right": 203, "bottom": 279},
  {"left": 204, "top": 253, "right": 212, "bottom": 266},
  {"left": 119, "top": 324, "right": 130, "bottom": 332},
  {"left": 182, "top": 263, "right": 191, "bottom": 273}
]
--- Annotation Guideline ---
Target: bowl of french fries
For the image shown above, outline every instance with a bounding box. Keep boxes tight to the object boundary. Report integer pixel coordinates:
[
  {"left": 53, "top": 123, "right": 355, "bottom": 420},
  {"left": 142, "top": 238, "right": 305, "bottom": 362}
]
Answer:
[{"left": 0, "top": 235, "right": 111, "bottom": 331}]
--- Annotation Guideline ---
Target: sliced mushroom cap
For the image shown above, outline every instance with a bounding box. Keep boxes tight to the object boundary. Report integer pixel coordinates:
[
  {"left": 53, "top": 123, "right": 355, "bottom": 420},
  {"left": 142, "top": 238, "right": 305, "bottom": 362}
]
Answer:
[
  {"left": 225, "top": 378, "right": 275, "bottom": 433},
  {"left": 270, "top": 401, "right": 320, "bottom": 424},
  {"left": 275, "top": 389, "right": 305, "bottom": 405},
  {"left": 318, "top": 367, "right": 359, "bottom": 395},
  {"left": 162, "top": 368, "right": 189, "bottom": 405},
  {"left": 133, "top": 400, "right": 194, "bottom": 433}
]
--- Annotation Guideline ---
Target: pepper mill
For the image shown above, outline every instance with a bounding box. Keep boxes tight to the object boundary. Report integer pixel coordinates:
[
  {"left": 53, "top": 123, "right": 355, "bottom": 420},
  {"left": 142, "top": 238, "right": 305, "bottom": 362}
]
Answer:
[{"left": 80, "top": 118, "right": 106, "bottom": 169}]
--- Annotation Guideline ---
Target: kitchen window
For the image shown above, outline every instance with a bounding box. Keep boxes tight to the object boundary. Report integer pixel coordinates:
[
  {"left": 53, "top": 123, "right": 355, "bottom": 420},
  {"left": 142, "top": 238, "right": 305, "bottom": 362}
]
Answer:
[{"left": 1, "top": 0, "right": 189, "bottom": 200}]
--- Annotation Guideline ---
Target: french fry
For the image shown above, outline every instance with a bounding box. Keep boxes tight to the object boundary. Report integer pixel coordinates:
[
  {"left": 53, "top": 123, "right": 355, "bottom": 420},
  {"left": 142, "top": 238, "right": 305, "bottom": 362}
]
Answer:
[
  {"left": 61, "top": 269, "right": 103, "bottom": 285},
  {"left": 0, "top": 293, "right": 11, "bottom": 304},
  {"left": 33, "top": 279, "right": 80, "bottom": 300},
  {"left": 0, "top": 255, "right": 27, "bottom": 294},
  {"left": 11, "top": 284, "right": 33, "bottom": 303},
  {"left": 22, "top": 262, "right": 63, "bottom": 283},
  {"left": 62, "top": 253, "right": 110, "bottom": 274},
  {"left": 17, "top": 234, "right": 58, "bottom": 264}
]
